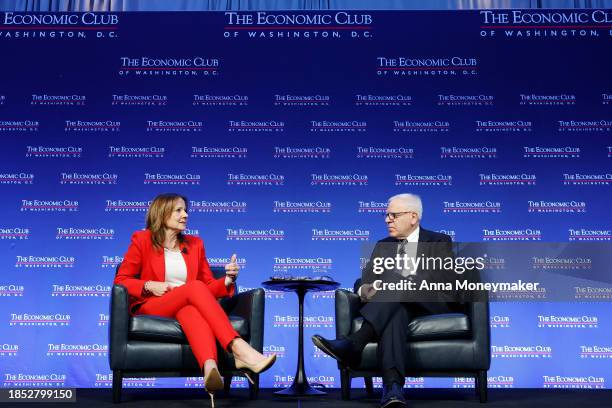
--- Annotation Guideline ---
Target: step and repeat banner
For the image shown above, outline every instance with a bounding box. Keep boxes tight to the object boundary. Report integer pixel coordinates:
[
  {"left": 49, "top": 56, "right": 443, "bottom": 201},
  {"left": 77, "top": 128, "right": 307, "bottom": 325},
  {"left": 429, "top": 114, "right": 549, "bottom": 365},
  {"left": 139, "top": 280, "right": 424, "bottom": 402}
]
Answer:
[{"left": 1, "top": 10, "right": 611, "bottom": 390}]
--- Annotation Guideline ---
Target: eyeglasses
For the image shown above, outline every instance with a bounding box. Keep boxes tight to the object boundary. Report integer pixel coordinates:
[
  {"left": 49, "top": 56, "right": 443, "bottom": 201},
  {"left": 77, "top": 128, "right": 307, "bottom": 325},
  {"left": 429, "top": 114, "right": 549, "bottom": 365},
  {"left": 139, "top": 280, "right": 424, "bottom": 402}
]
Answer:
[{"left": 384, "top": 211, "right": 414, "bottom": 220}]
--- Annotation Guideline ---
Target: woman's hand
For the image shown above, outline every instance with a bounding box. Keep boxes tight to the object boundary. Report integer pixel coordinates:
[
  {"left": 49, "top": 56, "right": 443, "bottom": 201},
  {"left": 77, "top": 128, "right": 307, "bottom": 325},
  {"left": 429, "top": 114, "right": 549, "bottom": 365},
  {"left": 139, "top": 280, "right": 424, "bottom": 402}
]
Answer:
[
  {"left": 145, "top": 281, "right": 172, "bottom": 296},
  {"left": 224, "top": 254, "right": 239, "bottom": 287}
]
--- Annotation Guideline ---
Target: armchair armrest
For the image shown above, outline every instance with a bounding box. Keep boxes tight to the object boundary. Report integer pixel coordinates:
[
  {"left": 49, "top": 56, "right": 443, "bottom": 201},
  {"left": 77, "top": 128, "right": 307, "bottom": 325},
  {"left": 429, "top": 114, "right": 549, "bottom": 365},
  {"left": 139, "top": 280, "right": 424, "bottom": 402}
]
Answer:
[
  {"left": 467, "top": 292, "right": 491, "bottom": 370},
  {"left": 335, "top": 289, "right": 361, "bottom": 338},
  {"left": 109, "top": 284, "right": 130, "bottom": 370},
  {"left": 219, "top": 288, "right": 265, "bottom": 352}
]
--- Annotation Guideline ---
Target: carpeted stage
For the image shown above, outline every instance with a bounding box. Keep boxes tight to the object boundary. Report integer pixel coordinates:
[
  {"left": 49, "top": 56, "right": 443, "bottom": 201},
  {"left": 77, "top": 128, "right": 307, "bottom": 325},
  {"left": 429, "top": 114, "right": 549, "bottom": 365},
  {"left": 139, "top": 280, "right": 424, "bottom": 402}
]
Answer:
[{"left": 20, "top": 388, "right": 611, "bottom": 407}]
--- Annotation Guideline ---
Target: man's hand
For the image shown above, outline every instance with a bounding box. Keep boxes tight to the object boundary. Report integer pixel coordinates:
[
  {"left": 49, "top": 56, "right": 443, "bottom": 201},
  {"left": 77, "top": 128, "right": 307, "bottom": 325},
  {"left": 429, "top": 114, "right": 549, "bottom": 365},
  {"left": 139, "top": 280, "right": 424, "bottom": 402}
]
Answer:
[
  {"left": 146, "top": 281, "right": 172, "bottom": 296},
  {"left": 360, "top": 283, "right": 377, "bottom": 302},
  {"left": 224, "top": 253, "right": 239, "bottom": 286}
]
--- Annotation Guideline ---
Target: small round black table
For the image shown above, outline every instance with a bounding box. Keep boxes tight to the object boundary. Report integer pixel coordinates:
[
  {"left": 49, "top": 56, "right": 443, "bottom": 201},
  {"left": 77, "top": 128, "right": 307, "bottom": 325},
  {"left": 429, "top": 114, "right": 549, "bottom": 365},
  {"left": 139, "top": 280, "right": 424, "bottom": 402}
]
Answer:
[{"left": 262, "top": 279, "right": 340, "bottom": 396}]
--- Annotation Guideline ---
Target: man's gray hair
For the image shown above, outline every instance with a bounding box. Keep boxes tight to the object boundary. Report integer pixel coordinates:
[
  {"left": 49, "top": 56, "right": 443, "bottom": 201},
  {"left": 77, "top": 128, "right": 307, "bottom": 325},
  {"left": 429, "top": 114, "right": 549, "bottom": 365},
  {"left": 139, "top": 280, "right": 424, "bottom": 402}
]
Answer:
[{"left": 388, "top": 193, "right": 423, "bottom": 219}]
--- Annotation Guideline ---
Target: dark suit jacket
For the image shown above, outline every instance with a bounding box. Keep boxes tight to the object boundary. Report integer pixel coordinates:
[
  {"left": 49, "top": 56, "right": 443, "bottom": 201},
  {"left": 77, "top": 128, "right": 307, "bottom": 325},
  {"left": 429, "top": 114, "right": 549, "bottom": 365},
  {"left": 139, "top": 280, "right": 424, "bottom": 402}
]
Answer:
[
  {"left": 355, "top": 227, "right": 461, "bottom": 313},
  {"left": 114, "top": 229, "right": 234, "bottom": 314}
]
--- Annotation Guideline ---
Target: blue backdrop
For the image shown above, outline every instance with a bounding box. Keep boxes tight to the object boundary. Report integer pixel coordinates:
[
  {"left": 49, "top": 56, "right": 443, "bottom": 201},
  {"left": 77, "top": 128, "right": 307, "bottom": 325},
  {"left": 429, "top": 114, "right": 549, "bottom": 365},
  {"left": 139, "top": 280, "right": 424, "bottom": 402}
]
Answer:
[{"left": 1, "top": 9, "right": 611, "bottom": 390}]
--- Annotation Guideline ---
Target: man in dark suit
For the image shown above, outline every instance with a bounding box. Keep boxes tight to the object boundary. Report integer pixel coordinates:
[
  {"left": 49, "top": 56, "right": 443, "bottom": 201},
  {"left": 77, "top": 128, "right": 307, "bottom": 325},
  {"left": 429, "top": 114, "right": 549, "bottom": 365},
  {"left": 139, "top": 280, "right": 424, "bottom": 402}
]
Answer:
[{"left": 312, "top": 193, "right": 458, "bottom": 408}]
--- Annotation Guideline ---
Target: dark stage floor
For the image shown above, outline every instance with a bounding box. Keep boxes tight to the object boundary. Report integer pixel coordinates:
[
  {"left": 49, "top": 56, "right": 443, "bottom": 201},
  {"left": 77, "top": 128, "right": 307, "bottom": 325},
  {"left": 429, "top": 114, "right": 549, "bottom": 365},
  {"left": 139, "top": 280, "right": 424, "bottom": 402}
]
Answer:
[{"left": 14, "top": 388, "right": 612, "bottom": 407}]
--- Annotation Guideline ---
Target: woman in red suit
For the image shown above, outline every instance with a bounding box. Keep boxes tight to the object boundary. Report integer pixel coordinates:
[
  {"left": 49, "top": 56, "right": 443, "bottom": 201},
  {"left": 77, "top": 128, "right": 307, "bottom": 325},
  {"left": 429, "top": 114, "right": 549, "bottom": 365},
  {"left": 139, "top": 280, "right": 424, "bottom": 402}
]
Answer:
[{"left": 114, "top": 193, "right": 275, "bottom": 406}]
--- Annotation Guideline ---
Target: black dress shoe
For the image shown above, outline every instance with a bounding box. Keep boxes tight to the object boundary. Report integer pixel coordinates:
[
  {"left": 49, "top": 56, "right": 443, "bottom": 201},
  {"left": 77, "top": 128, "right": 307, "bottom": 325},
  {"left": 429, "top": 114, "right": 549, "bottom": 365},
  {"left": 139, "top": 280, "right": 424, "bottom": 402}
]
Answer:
[
  {"left": 380, "top": 382, "right": 407, "bottom": 408},
  {"left": 311, "top": 334, "right": 359, "bottom": 366}
]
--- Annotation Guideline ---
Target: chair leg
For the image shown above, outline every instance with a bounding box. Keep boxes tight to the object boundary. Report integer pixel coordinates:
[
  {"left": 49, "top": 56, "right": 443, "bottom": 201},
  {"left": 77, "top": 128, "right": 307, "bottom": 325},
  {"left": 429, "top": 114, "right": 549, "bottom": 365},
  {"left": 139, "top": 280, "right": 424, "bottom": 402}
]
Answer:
[
  {"left": 248, "top": 374, "right": 259, "bottom": 400},
  {"left": 224, "top": 375, "right": 232, "bottom": 396},
  {"left": 340, "top": 368, "right": 351, "bottom": 400},
  {"left": 476, "top": 370, "right": 488, "bottom": 403},
  {"left": 364, "top": 376, "right": 374, "bottom": 396},
  {"left": 112, "top": 370, "right": 123, "bottom": 404}
]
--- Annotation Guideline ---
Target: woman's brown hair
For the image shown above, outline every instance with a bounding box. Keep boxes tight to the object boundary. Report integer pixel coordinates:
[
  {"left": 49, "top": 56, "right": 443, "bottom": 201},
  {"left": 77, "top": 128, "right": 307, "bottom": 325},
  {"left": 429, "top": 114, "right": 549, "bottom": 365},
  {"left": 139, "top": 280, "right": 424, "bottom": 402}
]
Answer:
[{"left": 145, "top": 193, "right": 189, "bottom": 250}]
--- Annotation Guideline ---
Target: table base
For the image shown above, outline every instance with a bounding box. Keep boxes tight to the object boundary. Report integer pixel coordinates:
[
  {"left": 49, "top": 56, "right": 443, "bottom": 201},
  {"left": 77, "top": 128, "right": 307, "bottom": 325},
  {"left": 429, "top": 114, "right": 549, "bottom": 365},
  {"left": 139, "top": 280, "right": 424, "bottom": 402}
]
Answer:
[{"left": 274, "top": 383, "right": 327, "bottom": 396}]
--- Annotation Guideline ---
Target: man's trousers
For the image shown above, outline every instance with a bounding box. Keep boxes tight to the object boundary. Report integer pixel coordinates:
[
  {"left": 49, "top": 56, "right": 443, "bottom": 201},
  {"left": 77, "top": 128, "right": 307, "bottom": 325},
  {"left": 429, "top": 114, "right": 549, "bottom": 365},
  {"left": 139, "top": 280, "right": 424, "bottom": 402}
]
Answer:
[{"left": 359, "top": 301, "right": 451, "bottom": 384}]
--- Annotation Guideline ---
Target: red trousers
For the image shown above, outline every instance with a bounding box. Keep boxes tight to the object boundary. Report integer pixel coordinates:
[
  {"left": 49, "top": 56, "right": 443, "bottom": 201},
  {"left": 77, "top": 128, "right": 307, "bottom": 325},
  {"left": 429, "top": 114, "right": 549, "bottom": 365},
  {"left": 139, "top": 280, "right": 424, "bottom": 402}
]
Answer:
[{"left": 136, "top": 280, "right": 239, "bottom": 369}]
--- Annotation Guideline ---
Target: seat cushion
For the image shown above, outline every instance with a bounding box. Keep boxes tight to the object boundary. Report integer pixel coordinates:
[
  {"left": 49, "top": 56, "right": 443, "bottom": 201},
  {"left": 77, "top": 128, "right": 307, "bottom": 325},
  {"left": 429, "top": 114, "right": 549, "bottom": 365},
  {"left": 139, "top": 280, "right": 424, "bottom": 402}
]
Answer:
[
  {"left": 352, "top": 313, "right": 470, "bottom": 341},
  {"left": 407, "top": 313, "right": 470, "bottom": 340},
  {"left": 129, "top": 314, "right": 249, "bottom": 343}
]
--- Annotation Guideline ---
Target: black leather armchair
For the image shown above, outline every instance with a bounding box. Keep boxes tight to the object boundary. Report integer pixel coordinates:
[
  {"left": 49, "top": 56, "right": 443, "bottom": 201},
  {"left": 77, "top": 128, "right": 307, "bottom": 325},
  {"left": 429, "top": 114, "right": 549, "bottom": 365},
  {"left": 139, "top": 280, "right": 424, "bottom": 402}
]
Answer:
[
  {"left": 334, "top": 289, "right": 490, "bottom": 402},
  {"left": 108, "top": 267, "right": 265, "bottom": 403}
]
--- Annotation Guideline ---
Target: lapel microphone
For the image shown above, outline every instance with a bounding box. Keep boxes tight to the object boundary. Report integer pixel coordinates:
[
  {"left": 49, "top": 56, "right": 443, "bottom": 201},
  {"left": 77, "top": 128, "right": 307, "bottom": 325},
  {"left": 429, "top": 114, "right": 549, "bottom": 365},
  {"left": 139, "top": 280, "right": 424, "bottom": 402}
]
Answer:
[{"left": 181, "top": 247, "right": 188, "bottom": 254}]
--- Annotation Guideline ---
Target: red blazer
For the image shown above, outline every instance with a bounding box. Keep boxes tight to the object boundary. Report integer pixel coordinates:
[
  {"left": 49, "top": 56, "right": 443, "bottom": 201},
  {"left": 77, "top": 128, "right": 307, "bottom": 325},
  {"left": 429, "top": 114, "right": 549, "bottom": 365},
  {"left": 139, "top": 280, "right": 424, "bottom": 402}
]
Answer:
[{"left": 114, "top": 229, "right": 234, "bottom": 314}]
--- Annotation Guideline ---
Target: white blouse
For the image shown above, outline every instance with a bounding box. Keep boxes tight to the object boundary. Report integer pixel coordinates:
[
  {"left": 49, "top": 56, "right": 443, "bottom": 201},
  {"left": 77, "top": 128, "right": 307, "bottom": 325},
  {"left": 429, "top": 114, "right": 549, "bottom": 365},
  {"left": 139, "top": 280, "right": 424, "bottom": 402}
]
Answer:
[{"left": 164, "top": 248, "right": 188, "bottom": 288}]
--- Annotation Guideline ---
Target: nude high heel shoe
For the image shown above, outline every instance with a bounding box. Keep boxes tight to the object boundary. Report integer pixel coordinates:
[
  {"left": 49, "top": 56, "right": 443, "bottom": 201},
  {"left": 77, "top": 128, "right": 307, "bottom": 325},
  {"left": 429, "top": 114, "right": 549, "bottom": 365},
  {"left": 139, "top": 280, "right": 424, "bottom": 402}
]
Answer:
[
  {"left": 234, "top": 354, "right": 276, "bottom": 384},
  {"left": 203, "top": 366, "right": 223, "bottom": 408}
]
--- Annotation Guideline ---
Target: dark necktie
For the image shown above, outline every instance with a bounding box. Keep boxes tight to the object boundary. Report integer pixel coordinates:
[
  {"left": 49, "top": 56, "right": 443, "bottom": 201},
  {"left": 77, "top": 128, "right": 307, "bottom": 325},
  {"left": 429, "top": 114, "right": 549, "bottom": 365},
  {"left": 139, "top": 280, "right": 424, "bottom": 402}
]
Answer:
[{"left": 397, "top": 239, "right": 416, "bottom": 277}]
